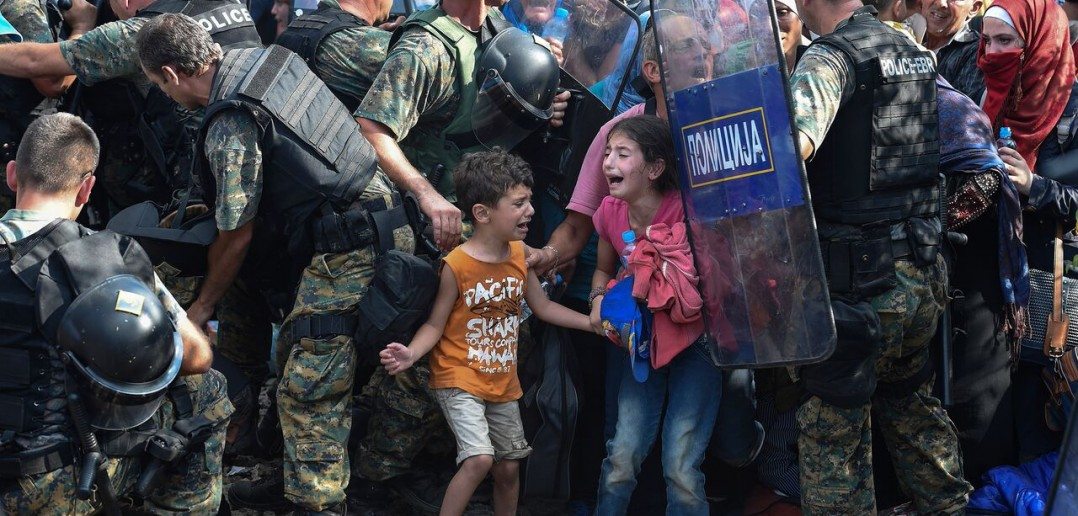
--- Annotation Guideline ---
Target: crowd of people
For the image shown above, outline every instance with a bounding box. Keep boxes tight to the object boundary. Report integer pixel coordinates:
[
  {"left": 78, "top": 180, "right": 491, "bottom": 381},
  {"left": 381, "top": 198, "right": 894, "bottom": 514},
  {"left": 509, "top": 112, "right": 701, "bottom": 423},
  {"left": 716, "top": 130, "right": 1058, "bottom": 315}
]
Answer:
[{"left": 2, "top": 0, "right": 1078, "bottom": 513}]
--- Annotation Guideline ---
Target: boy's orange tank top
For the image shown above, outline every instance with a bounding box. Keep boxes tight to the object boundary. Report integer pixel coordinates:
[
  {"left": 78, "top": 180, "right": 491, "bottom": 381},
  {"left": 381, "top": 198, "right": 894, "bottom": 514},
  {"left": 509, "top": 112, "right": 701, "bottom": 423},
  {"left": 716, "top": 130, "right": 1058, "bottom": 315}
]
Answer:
[{"left": 430, "top": 241, "right": 527, "bottom": 402}]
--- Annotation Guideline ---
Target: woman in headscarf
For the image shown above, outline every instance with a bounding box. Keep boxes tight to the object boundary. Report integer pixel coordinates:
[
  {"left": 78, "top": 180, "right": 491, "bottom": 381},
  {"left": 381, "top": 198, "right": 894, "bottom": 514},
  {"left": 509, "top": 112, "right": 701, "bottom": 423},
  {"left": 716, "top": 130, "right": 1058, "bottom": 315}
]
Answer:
[{"left": 972, "top": 0, "right": 1078, "bottom": 473}]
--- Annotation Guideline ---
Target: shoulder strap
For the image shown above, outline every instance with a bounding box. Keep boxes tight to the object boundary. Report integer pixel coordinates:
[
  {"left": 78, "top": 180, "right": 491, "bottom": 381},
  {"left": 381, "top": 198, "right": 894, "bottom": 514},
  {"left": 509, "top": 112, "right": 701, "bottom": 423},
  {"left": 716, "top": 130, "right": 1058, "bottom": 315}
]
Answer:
[{"left": 1046, "top": 222, "right": 1069, "bottom": 359}]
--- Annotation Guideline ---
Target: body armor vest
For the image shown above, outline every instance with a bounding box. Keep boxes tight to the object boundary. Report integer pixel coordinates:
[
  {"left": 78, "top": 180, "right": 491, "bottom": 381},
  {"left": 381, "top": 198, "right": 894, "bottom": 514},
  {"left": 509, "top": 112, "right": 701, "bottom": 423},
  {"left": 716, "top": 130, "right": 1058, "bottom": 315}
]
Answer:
[
  {"left": 81, "top": 0, "right": 261, "bottom": 205},
  {"left": 388, "top": 7, "right": 505, "bottom": 200},
  {"left": 276, "top": 5, "right": 368, "bottom": 111},
  {"left": 196, "top": 46, "right": 381, "bottom": 263},
  {"left": 806, "top": 7, "right": 940, "bottom": 226},
  {"left": 0, "top": 220, "right": 90, "bottom": 453}
]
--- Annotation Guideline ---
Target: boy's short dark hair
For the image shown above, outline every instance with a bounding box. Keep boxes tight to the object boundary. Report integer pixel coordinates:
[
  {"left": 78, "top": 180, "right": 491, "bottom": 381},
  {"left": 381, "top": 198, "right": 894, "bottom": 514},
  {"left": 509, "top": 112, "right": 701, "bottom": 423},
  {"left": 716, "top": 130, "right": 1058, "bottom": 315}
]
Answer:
[{"left": 453, "top": 148, "right": 534, "bottom": 220}]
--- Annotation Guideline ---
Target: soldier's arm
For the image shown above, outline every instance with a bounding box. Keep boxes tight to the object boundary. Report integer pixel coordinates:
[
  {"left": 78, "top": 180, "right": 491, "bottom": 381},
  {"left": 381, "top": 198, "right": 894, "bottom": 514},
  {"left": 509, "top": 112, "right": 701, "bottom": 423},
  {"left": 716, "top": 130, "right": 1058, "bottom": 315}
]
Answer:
[
  {"left": 152, "top": 272, "right": 213, "bottom": 374},
  {"left": 357, "top": 118, "right": 461, "bottom": 250},
  {"left": 355, "top": 30, "right": 463, "bottom": 250},
  {"left": 177, "top": 316, "right": 213, "bottom": 375},
  {"left": 187, "top": 111, "right": 263, "bottom": 328},
  {"left": 0, "top": 42, "right": 72, "bottom": 77},
  {"left": 789, "top": 44, "right": 853, "bottom": 162}
]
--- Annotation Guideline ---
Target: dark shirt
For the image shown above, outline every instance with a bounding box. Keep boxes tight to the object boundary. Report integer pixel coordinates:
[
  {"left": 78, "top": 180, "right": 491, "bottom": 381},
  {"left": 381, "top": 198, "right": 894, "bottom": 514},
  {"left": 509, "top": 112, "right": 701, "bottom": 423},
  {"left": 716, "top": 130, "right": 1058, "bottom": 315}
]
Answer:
[{"left": 937, "top": 17, "right": 985, "bottom": 103}]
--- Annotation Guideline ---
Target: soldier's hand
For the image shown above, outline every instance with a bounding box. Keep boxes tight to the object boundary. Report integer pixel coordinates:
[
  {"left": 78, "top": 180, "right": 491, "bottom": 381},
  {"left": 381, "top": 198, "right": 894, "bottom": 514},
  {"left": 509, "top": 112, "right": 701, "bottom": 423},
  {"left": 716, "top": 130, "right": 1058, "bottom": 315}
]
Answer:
[
  {"left": 380, "top": 342, "right": 414, "bottom": 375},
  {"left": 548, "top": 90, "right": 571, "bottom": 128},
  {"left": 418, "top": 190, "right": 462, "bottom": 251},
  {"left": 545, "top": 38, "right": 564, "bottom": 66},
  {"left": 379, "top": 15, "right": 404, "bottom": 31},
  {"left": 186, "top": 302, "right": 213, "bottom": 334},
  {"left": 64, "top": 0, "right": 98, "bottom": 35},
  {"left": 1000, "top": 147, "right": 1033, "bottom": 196}
]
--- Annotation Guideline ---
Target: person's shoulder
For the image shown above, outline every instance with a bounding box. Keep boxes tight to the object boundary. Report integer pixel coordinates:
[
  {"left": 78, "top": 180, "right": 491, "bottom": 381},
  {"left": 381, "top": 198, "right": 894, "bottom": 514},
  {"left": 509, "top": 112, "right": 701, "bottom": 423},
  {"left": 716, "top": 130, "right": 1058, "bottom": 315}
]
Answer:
[
  {"left": 324, "top": 23, "right": 391, "bottom": 53},
  {"left": 205, "top": 108, "right": 261, "bottom": 147},
  {"left": 596, "top": 195, "right": 626, "bottom": 216}
]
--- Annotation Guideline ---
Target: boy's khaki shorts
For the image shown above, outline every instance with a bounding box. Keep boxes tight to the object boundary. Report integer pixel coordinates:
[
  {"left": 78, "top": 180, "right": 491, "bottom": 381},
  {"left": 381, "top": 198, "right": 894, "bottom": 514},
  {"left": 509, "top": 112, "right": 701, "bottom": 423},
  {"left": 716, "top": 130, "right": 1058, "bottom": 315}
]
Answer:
[{"left": 434, "top": 387, "right": 532, "bottom": 464}]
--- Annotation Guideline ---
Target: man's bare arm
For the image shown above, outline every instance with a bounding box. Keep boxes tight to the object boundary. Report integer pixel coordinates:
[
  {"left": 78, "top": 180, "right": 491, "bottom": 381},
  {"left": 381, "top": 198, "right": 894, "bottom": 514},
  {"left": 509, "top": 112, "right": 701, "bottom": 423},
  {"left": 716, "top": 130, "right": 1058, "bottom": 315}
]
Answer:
[{"left": 0, "top": 42, "right": 75, "bottom": 78}]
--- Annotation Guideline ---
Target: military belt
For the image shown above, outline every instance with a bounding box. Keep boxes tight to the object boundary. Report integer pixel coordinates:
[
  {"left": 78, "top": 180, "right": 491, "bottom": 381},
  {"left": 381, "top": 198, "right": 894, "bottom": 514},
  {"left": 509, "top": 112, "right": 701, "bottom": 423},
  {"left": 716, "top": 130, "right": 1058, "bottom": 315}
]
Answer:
[
  {"left": 820, "top": 237, "right": 913, "bottom": 294},
  {"left": 0, "top": 440, "right": 76, "bottom": 478},
  {"left": 311, "top": 193, "right": 408, "bottom": 255},
  {"left": 290, "top": 313, "right": 358, "bottom": 340}
]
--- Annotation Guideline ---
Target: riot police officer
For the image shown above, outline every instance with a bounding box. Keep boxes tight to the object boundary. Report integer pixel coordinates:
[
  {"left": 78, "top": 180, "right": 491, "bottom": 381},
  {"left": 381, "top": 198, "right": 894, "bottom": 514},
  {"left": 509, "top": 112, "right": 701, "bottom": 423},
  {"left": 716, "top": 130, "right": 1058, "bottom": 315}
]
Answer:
[
  {"left": 789, "top": 1, "right": 972, "bottom": 513},
  {"left": 136, "top": 13, "right": 416, "bottom": 514},
  {"left": 0, "top": 112, "right": 230, "bottom": 513}
]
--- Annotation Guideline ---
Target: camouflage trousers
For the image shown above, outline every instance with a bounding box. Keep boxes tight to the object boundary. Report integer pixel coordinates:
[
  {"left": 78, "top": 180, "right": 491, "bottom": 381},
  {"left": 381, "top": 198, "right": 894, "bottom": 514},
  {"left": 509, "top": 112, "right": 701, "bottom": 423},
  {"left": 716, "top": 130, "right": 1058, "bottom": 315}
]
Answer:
[
  {"left": 277, "top": 213, "right": 414, "bottom": 510},
  {"left": 353, "top": 361, "right": 447, "bottom": 482},
  {"left": 798, "top": 259, "right": 972, "bottom": 515},
  {"left": 155, "top": 264, "right": 273, "bottom": 385},
  {"left": 0, "top": 369, "right": 233, "bottom": 515}
]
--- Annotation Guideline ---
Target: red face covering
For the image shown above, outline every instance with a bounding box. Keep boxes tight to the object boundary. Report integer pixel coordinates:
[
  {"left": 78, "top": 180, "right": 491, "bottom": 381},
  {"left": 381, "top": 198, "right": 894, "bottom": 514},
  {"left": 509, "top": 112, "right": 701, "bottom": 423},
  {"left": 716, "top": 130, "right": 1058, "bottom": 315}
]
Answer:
[
  {"left": 978, "top": 48, "right": 1024, "bottom": 126},
  {"left": 975, "top": 0, "right": 1076, "bottom": 171}
]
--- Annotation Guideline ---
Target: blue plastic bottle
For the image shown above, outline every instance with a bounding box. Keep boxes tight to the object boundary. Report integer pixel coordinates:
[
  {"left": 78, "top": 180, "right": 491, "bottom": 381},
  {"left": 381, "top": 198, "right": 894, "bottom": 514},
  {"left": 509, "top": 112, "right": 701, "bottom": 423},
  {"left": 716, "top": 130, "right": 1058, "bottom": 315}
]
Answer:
[
  {"left": 620, "top": 230, "right": 637, "bottom": 270},
  {"left": 997, "top": 126, "right": 1018, "bottom": 150}
]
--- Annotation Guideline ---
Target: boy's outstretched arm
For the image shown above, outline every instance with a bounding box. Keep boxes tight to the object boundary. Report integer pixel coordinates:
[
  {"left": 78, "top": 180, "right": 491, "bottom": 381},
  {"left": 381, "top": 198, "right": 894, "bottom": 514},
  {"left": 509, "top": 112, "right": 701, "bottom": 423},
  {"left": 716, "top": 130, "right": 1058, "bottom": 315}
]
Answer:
[
  {"left": 525, "top": 269, "right": 594, "bottom": 333},
  {"left": 380, "top": 264, "right": 459, "bottom": 374}
]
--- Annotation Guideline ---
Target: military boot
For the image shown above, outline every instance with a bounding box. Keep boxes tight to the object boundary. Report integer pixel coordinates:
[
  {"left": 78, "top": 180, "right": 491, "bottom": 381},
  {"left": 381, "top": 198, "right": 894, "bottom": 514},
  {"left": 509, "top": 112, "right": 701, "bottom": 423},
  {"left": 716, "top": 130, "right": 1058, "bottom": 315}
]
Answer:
[{"left": 225, "top": 474, "right": 297, "bottom": 512}]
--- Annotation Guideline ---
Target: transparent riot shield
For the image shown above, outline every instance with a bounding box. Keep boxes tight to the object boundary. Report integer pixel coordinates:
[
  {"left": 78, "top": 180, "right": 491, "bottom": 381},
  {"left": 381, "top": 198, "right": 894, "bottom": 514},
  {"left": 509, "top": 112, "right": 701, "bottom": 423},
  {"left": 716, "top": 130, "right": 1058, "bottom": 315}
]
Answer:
[
  {"left": 652, "top": 1, "right": 835, "bottom": 367},
  {"left": 503, "top": 0, "right": 641, "bottom": 203},
  {"left": 500, "top": 0, "right": 640, "bottom": 112}
]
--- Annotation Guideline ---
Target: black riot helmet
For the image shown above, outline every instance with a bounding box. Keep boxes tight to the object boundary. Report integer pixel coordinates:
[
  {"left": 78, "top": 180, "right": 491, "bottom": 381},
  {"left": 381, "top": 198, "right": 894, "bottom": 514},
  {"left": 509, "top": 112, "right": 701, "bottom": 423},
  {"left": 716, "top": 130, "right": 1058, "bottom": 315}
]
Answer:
[
  {"left": 470, "top": 27, "right": 560, "bottom": 150},
  {"left": 53, "top": 275, "right": 183, "bottom": 430},
  {"left": 35, "top": 231, "right": 183, "bottom": 431}
]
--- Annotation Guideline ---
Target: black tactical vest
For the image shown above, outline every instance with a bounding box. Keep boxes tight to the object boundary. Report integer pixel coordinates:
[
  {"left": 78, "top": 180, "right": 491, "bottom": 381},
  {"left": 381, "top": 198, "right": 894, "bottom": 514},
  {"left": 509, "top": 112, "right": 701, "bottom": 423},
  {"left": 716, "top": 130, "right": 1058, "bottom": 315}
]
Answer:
[
  {"left": 276, "top": 6, "right": 368, "bottom": 111},
  {"left": 0, "top": 220, "right": 90, "bottom": 453},
  {"left": 806, "top": 7, "right": 940, "bottom": 226},
  {"left": 196, "top": 46, "right": 381, "bottom": 258}
]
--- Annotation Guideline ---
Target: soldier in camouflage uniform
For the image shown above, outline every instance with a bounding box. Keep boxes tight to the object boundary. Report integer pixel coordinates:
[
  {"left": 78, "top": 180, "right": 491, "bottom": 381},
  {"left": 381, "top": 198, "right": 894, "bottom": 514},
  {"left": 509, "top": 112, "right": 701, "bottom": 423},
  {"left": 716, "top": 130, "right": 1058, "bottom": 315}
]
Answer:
[
  {"left": 789, "top": 1, "right": 971, "bottom": 514},
  {"left": 136, "top": 13, "right": 416, "bottom": 513},
  {"left": 0, "top": 112, "right": 231, "bottom": 515}
]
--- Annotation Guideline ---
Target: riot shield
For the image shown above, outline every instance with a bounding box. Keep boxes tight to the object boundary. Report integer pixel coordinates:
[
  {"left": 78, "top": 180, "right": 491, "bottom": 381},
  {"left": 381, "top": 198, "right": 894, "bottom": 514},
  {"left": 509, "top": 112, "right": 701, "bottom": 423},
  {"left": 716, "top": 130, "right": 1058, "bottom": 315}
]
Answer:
[
  {"left": 507, "top": 0, "right": 640, "bottom": 203},
  {"left": 652, "top": 1, "right": 835, "bottom": 367}
]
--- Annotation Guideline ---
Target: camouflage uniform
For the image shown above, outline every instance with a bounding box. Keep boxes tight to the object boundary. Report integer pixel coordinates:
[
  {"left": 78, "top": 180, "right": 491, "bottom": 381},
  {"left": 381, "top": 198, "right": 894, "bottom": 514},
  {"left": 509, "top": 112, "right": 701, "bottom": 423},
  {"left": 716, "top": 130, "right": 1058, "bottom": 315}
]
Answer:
[
  {"left": 305, "top": 0, "right": 390, "bottom": 106},
  {"left": 204, "top": 109, "right": 415, "bottom": 509},
  {"left": 353, "top": 18, "right": 459, "bottom": 198},
  {"left": 0, "top": 369, "right": 234, "bottom": 515},
  {"left": 0, "top": 0, "right": 55, "bottom": 214},
  {"left": 791, "top": 38, "right": 971, "bottom": 516}
]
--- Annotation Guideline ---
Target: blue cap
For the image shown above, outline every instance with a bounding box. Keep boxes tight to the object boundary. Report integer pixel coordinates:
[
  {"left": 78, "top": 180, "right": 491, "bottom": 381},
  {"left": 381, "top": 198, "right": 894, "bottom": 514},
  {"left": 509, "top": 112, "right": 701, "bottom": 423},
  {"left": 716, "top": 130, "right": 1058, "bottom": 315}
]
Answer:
[
  {"left": 553, "top": 7, "right": 569, "bottom": 20},
  {"left": 622, "top": 230, "right": 636, "bottom": 245},
  {"left": 0, "top": 13, "right": 23, "bottom": 43}
]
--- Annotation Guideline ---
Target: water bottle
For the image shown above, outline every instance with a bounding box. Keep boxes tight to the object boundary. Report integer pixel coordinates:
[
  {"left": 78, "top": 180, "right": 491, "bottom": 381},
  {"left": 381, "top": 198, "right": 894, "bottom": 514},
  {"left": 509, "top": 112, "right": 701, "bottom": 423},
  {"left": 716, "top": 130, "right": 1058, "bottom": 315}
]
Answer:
[
  {"left": 521, "top": 274, "right": 563, "bottom": 321},
  {"left": 620, "top": 230, "right": 637, "bottom": 271},
  {"left": 542, "top": 8, "right": 569, "bottom": 46},
  {"left": 997, "top": 126, "right": 1018, "bottom": 150}
]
